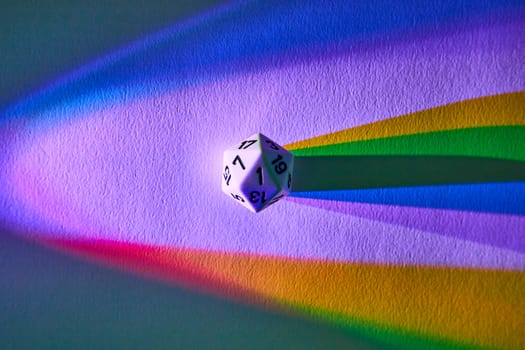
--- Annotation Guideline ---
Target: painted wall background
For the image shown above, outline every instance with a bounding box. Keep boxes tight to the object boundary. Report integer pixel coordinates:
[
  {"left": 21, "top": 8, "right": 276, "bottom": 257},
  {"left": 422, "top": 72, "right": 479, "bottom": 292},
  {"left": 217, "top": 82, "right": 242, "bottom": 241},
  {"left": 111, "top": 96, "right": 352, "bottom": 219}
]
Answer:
[{"left": 1, "top": 0, "right": 524, "bottom": 348}]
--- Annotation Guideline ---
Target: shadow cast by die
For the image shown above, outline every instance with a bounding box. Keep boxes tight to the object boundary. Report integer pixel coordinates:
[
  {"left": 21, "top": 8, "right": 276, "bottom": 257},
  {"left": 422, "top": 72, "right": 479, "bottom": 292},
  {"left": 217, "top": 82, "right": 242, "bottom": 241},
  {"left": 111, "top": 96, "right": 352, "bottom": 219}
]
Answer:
[{"left": 291, "top": 155, "right": 525, "bottom": 192}]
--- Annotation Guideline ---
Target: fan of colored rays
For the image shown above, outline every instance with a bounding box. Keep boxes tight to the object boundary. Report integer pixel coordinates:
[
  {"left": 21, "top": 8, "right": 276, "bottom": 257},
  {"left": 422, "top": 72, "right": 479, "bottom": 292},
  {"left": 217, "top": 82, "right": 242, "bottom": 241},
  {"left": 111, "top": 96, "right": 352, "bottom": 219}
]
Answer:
[
  {"left": 284, "top": 92, "right": 525, "bottom": 252},
  {"left": 45, "top": 91, "right": 525, "bottom": 350},
  {"left": 286, "top": 91, "right": 525, "bottom": 213}
]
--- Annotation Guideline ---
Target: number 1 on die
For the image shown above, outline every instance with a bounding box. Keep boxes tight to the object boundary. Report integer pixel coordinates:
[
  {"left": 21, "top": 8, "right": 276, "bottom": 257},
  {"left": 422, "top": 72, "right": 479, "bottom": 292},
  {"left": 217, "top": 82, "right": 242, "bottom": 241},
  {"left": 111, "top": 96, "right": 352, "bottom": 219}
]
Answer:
[{"left": 256, "top": 167, "right": 263, "bottom": 185}]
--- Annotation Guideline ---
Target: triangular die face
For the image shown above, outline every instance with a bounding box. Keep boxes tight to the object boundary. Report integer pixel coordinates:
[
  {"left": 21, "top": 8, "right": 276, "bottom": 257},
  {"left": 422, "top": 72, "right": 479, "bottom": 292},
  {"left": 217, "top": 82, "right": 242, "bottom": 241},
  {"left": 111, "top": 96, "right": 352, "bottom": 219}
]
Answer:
[
  {"left": 223, "top": 150, "right": 262, "bottom": 173},
  {"left": 239, "top": 154, "right": 280, "bottom": 213},
  {"left": 239, "top": 156, "right": 278, "bottom": 189},
  {"left": 227, "top": 133, "right": 262, "bottom": 152},
  {"left": 260, "top": 189, "right": 288, "bottom": 211},
  {"left": 258, "top": 133, "right": 286, "bottom": 153},
  {"left": 261, "top": 149, "right": 293, "bottom": 190},
  {"left": 240, "top": 185, "right": 280, "bottom": 213},
  {"left": 222, "top": 151, "right": 262, "bottom": 195}
]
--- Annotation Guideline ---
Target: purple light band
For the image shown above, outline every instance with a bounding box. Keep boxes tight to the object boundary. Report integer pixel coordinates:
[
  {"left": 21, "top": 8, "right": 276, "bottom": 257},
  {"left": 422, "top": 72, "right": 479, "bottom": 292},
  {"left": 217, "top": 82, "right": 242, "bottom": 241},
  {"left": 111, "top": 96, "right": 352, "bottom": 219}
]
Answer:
[
  {"left": 286, "top": 197, "right": 525, "bottom": 253},
  {"left": 1, "top": 18, "right": 524, "bottom": 269}
]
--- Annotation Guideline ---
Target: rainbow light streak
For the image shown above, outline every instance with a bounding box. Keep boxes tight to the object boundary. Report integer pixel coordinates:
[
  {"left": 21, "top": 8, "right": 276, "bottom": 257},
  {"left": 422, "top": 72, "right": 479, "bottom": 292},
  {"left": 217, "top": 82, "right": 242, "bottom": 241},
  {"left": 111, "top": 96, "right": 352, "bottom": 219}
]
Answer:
[
  {"left": 1, "top": 0, "right": 525, "bottom": 348},
  {"left": 43, "top": 238, "right": 525, "bottom": 350},
  {"left": 3, "top": 0, "right": 524, "bottom": 121}
]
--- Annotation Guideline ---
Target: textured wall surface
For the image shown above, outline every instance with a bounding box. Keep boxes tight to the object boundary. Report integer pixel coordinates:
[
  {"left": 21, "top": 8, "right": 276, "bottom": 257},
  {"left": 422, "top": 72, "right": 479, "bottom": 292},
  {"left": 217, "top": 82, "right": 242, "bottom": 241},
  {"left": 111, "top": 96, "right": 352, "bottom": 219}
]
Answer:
[{"left": 1, "top": 0, "right": 524, "bottom": 348}]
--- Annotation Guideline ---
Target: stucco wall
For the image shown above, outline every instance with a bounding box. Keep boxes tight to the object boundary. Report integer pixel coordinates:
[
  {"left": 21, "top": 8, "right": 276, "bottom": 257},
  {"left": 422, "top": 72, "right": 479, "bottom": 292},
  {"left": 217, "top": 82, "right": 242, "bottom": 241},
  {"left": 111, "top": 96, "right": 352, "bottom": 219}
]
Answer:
[{"left": 1, "top": 1, "right": 524, "bottom": 348}]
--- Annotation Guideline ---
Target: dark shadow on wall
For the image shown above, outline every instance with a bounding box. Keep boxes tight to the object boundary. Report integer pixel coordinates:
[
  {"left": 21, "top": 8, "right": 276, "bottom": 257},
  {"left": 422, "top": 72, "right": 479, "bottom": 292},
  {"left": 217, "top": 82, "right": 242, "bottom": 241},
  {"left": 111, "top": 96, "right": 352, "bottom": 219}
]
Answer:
[
  {"left": 292, "top": 155, "right": 525, "bottom": 192},
  {"left": 289, "top": 155, "right": 525, "bottom": 250}
]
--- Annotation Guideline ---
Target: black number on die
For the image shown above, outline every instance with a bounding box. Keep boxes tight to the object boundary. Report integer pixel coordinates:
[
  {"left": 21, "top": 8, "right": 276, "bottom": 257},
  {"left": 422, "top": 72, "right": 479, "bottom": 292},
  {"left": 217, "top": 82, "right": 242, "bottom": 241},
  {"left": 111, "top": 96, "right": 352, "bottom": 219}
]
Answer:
[
  {"left": 265, "top": 140, "right": 279, "bottom": 150},
  {"left": 238, "top": 140, "right": 257, "bottom": 149},
  {"left": 287, "top": 173, "right": 292, "bottom": 189},
  {"left": 256, "top": 167, "right": 263, "bottom": 185},
  {"left": 223, "top": 166, "right": 231, "bottom": 186},
  {"left": 230, "top": 193, "right": 245, "bottom": 202},
  {"left": 249, "top": 191, "right": 267, "bottom": 204},
  {"left": 233, "top": 155, "right": 245, "bottom": 170},
  {"left": 271, "top": 154, "right": 287, "bottom": 175}
]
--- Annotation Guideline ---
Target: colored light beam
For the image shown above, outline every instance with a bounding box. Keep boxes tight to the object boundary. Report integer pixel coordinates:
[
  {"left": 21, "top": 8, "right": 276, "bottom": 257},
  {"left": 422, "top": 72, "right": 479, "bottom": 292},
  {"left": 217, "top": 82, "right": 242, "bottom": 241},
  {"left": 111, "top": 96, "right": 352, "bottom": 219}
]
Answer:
[
  {"left": 1, "top": 0, "right": 524, "bottom": 269},
  {"left": 42, "top": 237, "right": 525, "bottom": 349},
  {"left": 291, "top": 126, "right": 525, "bottom": 161},
  {"left": 285, "top": 91, "right": 525, "bottom": 150},
  {"left": 3, "top": 1, "right": 524, "bottom": 122},
  {"left": 0, "top": 1, "right": 524, "bottom": 349}
]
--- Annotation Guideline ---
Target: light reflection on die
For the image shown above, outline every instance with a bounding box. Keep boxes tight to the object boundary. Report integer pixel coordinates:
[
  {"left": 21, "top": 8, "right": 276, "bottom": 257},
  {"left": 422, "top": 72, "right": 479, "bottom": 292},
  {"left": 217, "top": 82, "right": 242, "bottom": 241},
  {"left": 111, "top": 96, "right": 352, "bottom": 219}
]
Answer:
[{"left": 222, "top": 133, "right": 294, "bottom": 213}]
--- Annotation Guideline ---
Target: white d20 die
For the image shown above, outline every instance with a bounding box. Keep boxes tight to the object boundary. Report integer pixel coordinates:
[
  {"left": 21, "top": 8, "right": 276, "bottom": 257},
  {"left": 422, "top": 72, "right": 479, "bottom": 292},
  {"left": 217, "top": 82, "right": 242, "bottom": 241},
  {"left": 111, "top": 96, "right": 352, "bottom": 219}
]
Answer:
[{"left": 221, "top": 133, "right": 294, "bottom": 213}]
